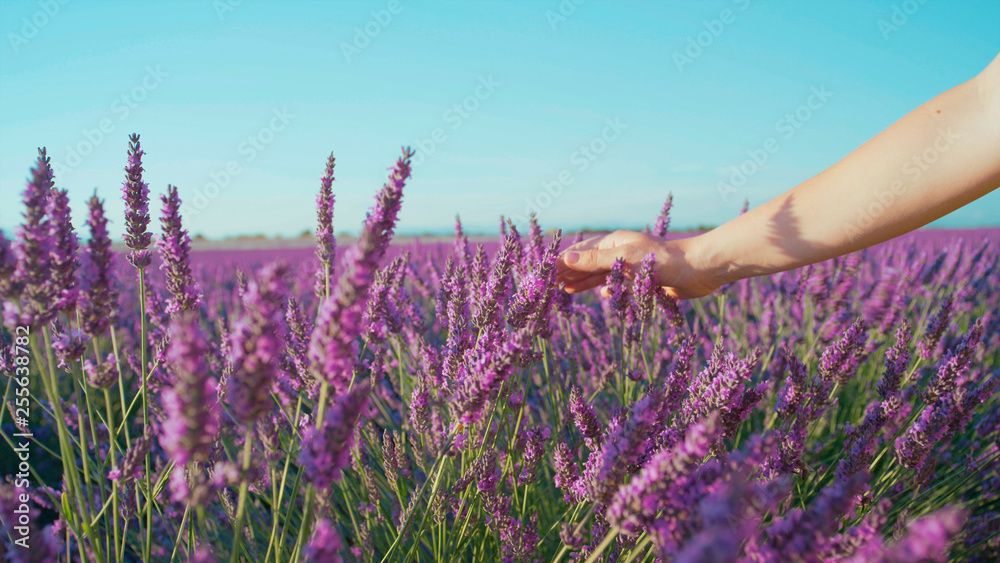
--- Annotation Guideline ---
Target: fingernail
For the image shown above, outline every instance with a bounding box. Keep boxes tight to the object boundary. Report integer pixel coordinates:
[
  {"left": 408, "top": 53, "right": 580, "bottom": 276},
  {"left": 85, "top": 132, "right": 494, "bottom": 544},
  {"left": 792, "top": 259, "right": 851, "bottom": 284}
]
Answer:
[{"left": 564, "top": 251, "right": 580, "bottom": 265}]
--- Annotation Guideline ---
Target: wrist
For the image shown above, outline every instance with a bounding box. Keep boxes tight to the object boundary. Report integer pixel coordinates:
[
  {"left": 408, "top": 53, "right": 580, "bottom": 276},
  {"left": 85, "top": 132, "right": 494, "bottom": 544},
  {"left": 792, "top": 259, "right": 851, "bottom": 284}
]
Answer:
[{"left": 683, "top": 230, "right": 739, "bottom": 288}]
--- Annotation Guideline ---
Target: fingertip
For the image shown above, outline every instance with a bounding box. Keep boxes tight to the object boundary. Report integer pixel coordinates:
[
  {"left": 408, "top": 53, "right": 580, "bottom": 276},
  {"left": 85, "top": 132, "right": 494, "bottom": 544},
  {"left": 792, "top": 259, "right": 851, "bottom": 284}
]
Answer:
[{"left": 563, "top": 251, "right": 580, "bottom": 266}]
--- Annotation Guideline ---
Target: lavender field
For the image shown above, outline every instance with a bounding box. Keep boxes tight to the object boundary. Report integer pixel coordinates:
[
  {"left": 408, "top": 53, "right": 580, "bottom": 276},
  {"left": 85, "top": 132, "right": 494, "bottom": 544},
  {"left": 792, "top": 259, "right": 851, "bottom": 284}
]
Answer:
[{"left": 1, "top": 136, "right": 998, "bottom": 562}]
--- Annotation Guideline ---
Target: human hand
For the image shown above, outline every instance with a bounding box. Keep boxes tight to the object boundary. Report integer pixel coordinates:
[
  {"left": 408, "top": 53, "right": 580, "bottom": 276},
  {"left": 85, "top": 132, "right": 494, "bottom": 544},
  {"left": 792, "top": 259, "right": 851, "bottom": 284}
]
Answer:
[{"left": 556, "top": 230, "right": 721, "bottom": 299}]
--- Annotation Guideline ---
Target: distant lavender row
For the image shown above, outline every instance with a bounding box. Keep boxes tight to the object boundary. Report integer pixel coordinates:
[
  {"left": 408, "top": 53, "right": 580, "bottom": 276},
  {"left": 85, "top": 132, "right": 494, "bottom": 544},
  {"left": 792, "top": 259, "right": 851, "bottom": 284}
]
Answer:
[{"left": 0, "top": 135, "right": 997, "bottom": 562}]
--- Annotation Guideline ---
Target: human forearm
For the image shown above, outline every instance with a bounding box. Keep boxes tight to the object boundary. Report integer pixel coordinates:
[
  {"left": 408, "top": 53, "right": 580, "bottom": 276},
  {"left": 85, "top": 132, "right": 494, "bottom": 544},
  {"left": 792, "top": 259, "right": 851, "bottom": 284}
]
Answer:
[{"left": 694, "top": 55, "right": 1000, "bottom": 287}]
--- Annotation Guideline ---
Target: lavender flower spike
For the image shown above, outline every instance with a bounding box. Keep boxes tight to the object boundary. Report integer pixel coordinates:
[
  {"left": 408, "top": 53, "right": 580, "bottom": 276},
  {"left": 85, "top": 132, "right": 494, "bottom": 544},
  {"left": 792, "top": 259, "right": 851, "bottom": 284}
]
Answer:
[
  {"left": 653, "top": 192, "right": 673, "bottom": 237},
  {"left": 818, "top": 317, "right": 867, "bottom": 384},
  {"left": 46, "top": 187, "right": 80, "bottom": 313},
  {"left": 80, "top": 193, "right": 119, "bottom": 337},
  {"left": 299, "top": 380, "right": 371, "bottom": 491},
  {"left": 315, "top": 152, "right": 337, "bottom": 296},
  {"left": 5, "top": 148, "right": 55, "bottom": 327},
  {"left": 159, "top": 185, "right": 202, "bottom": 314},
  {"left": 122, "top": 133, "right": 152, "bottom": 268},
  {"left": 0, "top": 230, "right": 15, "bottom": 298},
  {"left": 304, "top": 518, "right": 345, "bottom": 562},
  {"left": 160, "top": 312, "right": 221, "bottom": 502},
  {"left": 229, "top": 263, "right": 290, "bottom": 424},
  {"left": 309, "top": 148, "right": 413, "bottom": 393}
]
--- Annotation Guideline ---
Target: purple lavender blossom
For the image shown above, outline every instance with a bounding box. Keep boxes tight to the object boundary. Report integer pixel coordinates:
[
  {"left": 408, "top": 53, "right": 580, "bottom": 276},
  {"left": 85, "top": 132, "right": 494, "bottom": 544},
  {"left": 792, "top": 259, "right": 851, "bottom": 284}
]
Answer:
[
  {"left": 450, "top": 330, "right": 532, "bottom": 426},
  {"left": 122, "top": 133, "right": 153, "bottom": 268},
  {"left": 918, "top": 295, "right": 954, "bottom": 359},
  {"left": 315, "top": 152, "right": 337, "bottom": 297},
  {"left": 877, "top": 322, "right": 912, "bottom": 399},
  {"left": 0, "top": 231, "right": 15, "bottom": 298},
  {"left": 508, "top": 232, "right": 561, "bottom": 332},
  {"left": 80, "top": 193, "right": 119, "bottom": 337},
  {"left": 304, "top": 518, "right": 344, "bottom": 562},
  {"left": 756, "top": 470, "right": 868, "bottom": 559},
  {"left": 605, "top": 257, "right": 628, "bottom": 316},
  {"left": 882, "top": 507, "right": 967, "bottom": 562},
  {"left": 818, "top": 317, "right": 867, "bottom": 384},
  {"left": 109, "top": 430, "right": 152, "bottom": 483},
  {"left": 159, "top": 185, "right": 202, "bottom": 314},
  {"left": 284, "top": 297, "right": 313, "bottom": 387},
  {"left": 606, "top": 415, "right": 719, "bottom": 536},
  {"left": 45, "top": 187, "right": 79, "bottom": 312},
  {"left": 160, "top": 312, "right": 221, "bottom": 501},
  {"left": 632, "top": 253, "right": 658, "bottom": 320},
  {"left": 5, "top": 148, "right": 56, "bottom": 327},
  {"left": 553, "top": 442, "right": 582, "bottom": 502},
  {"left": 588, "top": 390, "right": 666, "bottom": 503},
  {"left": 309, "top": 148, "right": 413, "bottom": 393},
  {"left": 299, "top": 380, "right": 370, "bottom": 490},
  {"left": 229, "top": 262, "right": 289, "bottom": 424},
  {"left": 924, "top": 319, "right": 983, "bottom": 404},
  {"left": 473, "top": 225, "right": 519, "bottom": 335},
  {"left": 653, "top": 193, "right": 673, "bottom": 237},
  {"left": 83, "top": 353, "right": 119, "bottom": 389},
  {"left": 569, "top": 386, "right": 603, "bottom": 450},
  {"left": 895, "top": 403, "right": 950, "bottom": 475}
]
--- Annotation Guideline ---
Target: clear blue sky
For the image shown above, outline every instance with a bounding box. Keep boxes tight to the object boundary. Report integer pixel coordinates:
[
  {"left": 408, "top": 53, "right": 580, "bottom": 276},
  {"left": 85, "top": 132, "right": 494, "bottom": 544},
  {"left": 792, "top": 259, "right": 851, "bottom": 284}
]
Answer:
[{"left": 1, "top": 0, "right": 998, "bottom": 239}]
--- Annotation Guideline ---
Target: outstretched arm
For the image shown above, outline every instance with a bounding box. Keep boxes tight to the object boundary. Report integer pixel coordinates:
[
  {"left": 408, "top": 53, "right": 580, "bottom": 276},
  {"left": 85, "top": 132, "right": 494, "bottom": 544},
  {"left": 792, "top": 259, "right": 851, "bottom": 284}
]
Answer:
[{"left": 557, "top": 53, "right": 1000, "bottom": 299}]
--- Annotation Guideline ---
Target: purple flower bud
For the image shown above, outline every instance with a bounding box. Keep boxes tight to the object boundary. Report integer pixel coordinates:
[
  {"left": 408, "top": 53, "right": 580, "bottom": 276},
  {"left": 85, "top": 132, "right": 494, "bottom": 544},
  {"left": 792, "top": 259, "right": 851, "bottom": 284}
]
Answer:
[
  {"left": 508, "top": 232, "right": 561, "bottom": 332},
  {"left": 918, "top": 295, "right": 953, "bottom": 359},
  {"left": 110, "top": 430, "right": 152, "bottom": 484},
  {"left": 632, "top": 253, "right": 657, "bottom": 320},
  {"left": 229, "top": 263, "right": 289, "bottom": 424},
  {"left": 309, "top": 148, "right": 413, "bottom": 393},
  {"left": 473, "top": 226, "right": 519, "bottom": 334},
  {"left": 159, "top": 185, "right": 202, "bottom": 314},
  {"left": 882, "top": 507, "right": 966, "bottom": 561},
  {"left": 877, "top": 322, "right": 912, "bottom": 399},
  {"left": 160, "top": 312, "right": 220, "bottom": 475},
  {"left": 8, "top": 148, "right": 57, "bottom": 327},
  {"left": 606, "top": 416, "right": 719, "bottom": 536},
  {"left": 569, "top": 386, "right": 603, "bottom": 450},
  {"left": 450, "top": 330, "right": 532, "bottom": 426},
  {"left": 84, "top": 353, "right": 119, "bottom": 389},
  {"left": 553, "top": 442, "right": 581, "bottom": 502},
  {"left": 0, "top": 231, "right": 15, "bottom": 298},
  {"left": 818, "top": 318, "right": 867, "bottom": 384},
  {"left": 605, "top": 257, "right": 628, "bottom": 316},
  {"left": 122, "top": 134, "right": 153, "bottom": 267},
  {"left": 304, "top": 518, "right": 344, "bottom": 562},
  {"left": 284, "top": 297, "right": 313, "bottom": 387},
  {"left": 653, "top": 193, "right": 673, "bottom": 237},
  {"left": 315, "top": 152, "right": 337, "bottom": 296},
  {"left": 46, "top": 187, "right": 79, "bottom": 312},
  {"left": 924, "top": 319, "right": 982, "bottom": 404},
  {"left": 299, "top": 380, "right": 371, "bottom": 491},
  {"left": 80, "top": 194, "right": 119, "bottom": 336}
]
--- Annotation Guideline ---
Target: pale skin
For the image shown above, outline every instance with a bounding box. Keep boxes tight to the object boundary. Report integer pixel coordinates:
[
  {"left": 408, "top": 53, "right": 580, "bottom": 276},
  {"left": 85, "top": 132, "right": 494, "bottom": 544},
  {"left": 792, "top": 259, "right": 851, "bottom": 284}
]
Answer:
[{"left": 557, "top": 53, "right": 1000, "bottom": 299}]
